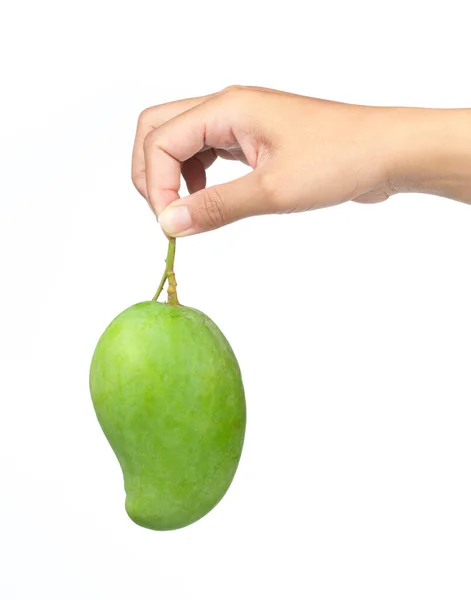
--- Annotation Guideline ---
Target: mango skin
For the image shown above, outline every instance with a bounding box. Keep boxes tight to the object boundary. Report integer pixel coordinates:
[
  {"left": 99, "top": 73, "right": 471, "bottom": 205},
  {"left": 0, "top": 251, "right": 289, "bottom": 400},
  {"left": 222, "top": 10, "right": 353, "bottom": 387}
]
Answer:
[{"left": 89, "top": 301, "right": 246, "bottom": 531}]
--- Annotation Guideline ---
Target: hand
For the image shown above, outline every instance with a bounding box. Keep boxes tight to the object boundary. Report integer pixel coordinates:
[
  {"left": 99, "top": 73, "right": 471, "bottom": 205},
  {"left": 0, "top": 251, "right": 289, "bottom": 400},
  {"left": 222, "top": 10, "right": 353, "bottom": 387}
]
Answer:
[{"left": 132, "top": 86, "right": 471, "bottom": 236}]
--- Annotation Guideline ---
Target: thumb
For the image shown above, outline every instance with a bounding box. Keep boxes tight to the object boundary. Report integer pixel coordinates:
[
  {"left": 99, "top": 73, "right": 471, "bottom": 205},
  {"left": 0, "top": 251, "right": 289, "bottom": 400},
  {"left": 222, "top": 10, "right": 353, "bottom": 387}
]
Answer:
[{"left": 158, "top": 170, "right": 271, "bottom": 237}]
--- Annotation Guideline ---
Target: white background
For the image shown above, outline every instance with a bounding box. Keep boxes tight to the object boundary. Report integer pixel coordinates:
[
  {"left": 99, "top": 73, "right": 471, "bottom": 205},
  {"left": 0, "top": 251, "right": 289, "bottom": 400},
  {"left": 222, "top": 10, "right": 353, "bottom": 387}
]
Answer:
[{"left": 1, "top": 1, "right": 471, "bottom": 598}]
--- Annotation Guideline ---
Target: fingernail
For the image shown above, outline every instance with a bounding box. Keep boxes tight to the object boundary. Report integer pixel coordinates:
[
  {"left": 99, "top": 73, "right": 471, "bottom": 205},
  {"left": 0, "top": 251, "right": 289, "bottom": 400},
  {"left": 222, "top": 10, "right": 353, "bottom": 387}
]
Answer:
[{"left": 158, "top": 205, "right": 192, "bottom": 236}]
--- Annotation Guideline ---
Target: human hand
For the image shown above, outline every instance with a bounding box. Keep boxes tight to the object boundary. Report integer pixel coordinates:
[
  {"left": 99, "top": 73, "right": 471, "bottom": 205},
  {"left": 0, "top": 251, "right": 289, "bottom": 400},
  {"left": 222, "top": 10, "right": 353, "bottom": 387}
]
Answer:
[{"left": 132, "top": 86, "right": 471, "bottom": 236}]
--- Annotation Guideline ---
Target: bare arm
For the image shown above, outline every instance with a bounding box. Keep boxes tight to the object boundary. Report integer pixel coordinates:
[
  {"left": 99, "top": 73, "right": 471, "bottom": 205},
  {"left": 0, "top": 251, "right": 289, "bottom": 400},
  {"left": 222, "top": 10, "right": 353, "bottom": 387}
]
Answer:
[{"left": 387, "top": 107, "right": 471, "bottom": 203}]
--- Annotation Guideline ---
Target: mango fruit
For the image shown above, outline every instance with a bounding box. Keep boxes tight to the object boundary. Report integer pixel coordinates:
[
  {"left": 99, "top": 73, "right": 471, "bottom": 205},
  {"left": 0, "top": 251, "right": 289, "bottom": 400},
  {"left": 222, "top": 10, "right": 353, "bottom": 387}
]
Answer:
[{"left": 89, "top": 300, "right": 246, "bottom": 531}]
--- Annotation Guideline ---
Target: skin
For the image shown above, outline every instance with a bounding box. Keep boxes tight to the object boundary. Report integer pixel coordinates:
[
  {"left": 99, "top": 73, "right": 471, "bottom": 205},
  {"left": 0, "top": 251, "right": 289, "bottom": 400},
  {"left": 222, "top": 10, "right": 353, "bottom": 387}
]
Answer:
[
  {"left": 131, "top": 86, "right": 471, "bottom": 237},
  {"left": 90, "top": 302, "right": 246, "bottom": 531}
]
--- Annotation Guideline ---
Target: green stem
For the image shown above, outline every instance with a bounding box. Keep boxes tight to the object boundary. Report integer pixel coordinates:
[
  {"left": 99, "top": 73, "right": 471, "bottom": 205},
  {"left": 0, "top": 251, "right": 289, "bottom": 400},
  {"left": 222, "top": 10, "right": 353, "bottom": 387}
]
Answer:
[
  {"left": 152, "top": 236, "right": 180, "bottom": 305},
  {"left": 152, "top": 268, "right": 168, "bottom": 302}
]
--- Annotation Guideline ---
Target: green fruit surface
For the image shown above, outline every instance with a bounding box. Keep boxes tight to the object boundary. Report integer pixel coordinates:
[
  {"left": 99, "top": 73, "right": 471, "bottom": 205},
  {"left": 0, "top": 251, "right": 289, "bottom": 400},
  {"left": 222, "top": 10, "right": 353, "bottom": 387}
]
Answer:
[{"left": 89, "top": 301, "right": 246, "bottom": 530}]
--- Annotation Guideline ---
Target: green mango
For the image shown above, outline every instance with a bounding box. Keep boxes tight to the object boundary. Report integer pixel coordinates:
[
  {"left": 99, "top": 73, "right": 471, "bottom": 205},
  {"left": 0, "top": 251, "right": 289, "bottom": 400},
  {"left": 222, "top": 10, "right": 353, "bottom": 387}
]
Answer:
[{"left": 89, "top": 301, "right": 246, "bottom": 531}]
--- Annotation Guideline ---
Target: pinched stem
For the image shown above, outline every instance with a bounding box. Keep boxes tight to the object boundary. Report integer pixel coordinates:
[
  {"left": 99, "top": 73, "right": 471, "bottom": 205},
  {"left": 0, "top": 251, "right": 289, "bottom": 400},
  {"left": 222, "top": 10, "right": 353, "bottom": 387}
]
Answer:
[
  {"left": 152, "top": 236, "right": 180, "bottom": 305},
  {"left": 165, "top": 237, "right": 179, "bottom": 306}
]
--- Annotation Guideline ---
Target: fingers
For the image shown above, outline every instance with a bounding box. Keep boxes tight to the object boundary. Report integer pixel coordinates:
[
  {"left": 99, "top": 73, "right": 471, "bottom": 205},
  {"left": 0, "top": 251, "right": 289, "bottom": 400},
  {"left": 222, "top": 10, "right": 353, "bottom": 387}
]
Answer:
[
  {"left": 142, "top": 96, "right": 241, "bottom": 214},
  {"left": 181, "top": 149, "right": 217, "bottom": 194},
  {"left": 181, "top": 157, "right": 206, "bottom": 195},
  {"left": 158, "top": 169, "right": 273, "bottom": 236},
  {"left": 131, "top": 95, "right": 211, "bottom": 199},
  {"left": 134, "top": 87, "right": 271, "bottom": 235}
]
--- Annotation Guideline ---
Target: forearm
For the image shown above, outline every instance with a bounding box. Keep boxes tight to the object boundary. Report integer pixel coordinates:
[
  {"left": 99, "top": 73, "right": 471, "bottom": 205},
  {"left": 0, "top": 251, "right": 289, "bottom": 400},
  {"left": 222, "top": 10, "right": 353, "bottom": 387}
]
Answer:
[{"left": 389, "top": 107, "right": 471, "bottom": 203}]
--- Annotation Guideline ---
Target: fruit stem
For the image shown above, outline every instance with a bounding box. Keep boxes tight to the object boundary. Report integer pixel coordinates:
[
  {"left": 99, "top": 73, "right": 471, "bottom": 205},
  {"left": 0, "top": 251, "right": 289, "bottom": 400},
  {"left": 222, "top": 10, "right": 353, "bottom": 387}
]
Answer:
[
  {"left": 166, "top": 237, "right": 179, "bottom": 305},
  {"left": 152, "top": 267, "right": 168, "bottom": 302},
  {"left": 152, "top": 236, "right": 180, "bottom": 305}
]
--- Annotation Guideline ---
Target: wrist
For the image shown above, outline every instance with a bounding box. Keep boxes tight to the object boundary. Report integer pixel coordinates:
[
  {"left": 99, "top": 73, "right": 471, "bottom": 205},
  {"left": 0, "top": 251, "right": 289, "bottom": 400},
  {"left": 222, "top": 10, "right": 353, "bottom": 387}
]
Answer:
[{"left": 387, "top": 107, "right": 471, "bottom": 203}]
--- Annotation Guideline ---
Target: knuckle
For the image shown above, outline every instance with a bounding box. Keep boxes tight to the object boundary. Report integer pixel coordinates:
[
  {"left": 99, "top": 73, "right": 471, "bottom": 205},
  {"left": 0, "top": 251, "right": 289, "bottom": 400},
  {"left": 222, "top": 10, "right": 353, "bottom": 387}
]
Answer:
[
  {"left": 221, "top": 84, "right": 243, "bottom": 94},
  {"left": 131, "top": 169, "right": 139, "bottom": 187},
  {"left": 143, "top": 128, "right": 159, "bottom": 151},
  {"left": 131, "top": 177, "right": 147, "bottom": 199},
  {"left": 201, "top": 188, "right": 227, "bottom": 229},
  {"left": 131, "top": 165, "right": 145, "bottom": 190},
  {"left": 219, "top": 84, "right": 250, "bottom": 101},
  {"left": 218, "top": 85, "right": 261, "bottom": 110},
  {"left": 137, "top": 106, "right": 155, "bottom": 126}
]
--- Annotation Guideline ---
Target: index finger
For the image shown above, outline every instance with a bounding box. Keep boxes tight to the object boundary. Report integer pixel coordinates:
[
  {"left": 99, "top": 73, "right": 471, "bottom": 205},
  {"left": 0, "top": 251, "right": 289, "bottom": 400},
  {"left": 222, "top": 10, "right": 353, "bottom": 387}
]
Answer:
[
  {"left": 143, "top": 95, "right": 241, "bottom": 214},
  {"left": 131, "top": 94, "right": 212, "bottom": 199}
]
